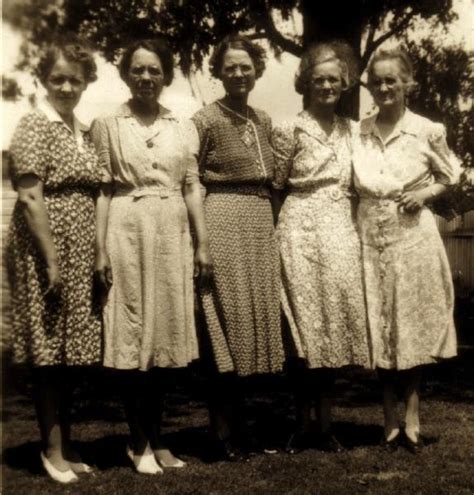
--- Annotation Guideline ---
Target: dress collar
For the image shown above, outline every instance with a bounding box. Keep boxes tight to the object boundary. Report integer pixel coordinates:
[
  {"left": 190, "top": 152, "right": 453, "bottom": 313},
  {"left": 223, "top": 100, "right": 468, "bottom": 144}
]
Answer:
[
  {"left": 296, "top": 110, "right": 348, "bottom": 143},
  {"left": 37, "top": 97, "right": 88, "bottom": 135},
  {"left": 360, "top": 108, "right": 420, "bottom": 138},
  {"left": 115, "top": 100, "right": 177, "bottom": 121}
]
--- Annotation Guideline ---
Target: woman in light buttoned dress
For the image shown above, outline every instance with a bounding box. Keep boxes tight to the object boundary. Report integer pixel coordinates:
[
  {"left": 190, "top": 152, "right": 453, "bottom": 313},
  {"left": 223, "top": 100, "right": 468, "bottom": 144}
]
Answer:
[
  {"left": 353, "top": 48, "right": 459, "bottom": 452},
  {"left": 92, "top": 38, "right": 211, "bottom": 473}
]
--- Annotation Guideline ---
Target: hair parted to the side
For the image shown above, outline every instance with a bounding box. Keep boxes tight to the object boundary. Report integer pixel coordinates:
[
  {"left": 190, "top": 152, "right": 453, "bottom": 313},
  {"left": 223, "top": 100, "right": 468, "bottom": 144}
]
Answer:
[
  {"left": 209, "top": 34, "right": 267, "bottom": 79},
  {"left": 295, "top": 40, "right": 359, "bottom": 97},
  {"left": 367, "top": 47, "right": 416, "bottom": 94},
  {"left": 118, "top": 37, "right": 175, "bottom": 86},
  {"left": 36, "top": 33, "right": 98, "bottom": 85}
]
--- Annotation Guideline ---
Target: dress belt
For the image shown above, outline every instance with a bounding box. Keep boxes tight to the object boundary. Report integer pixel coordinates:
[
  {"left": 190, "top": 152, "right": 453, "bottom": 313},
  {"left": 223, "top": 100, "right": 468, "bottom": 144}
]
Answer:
[
  {"left": 114, "top": 185, "right": 182, "bottom": 199},
  {"left": 205, "top": 183, "right": 272, "bottom": 199},
  {"left": 289, "top": 184, "right": 353, "bottom": 201}
]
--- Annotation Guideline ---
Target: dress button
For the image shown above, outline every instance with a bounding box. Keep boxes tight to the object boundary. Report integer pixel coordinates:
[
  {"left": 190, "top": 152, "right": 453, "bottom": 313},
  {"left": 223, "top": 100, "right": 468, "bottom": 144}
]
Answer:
[
  {"left": 152, "top": 162, "right": 158, "bottom": 169},
  {"left": 147, "top": 141, "right": 154, "bottom": 148}
]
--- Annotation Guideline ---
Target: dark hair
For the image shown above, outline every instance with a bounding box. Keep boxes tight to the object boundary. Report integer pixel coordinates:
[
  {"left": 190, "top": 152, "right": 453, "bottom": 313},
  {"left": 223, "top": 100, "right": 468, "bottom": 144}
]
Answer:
[
  {"left": 118, "top": 38, "right": 174, "bottom": 86},
  {"left": 36, "top": 33, "right": 97, "bottom": 85},
  {"left": 209, "top": 34, "right": 266, "bottom": 79},
  {"left": 295, "top": 40, "right": 359, "bottom": 97},
  {"left": 367, "top": 47, "right": 416, "bottom": 94}
]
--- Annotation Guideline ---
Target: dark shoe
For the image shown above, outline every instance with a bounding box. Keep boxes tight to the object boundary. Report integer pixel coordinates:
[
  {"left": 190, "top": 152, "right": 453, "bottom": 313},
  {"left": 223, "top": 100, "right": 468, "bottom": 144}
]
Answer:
[
  {"left": 213, "top": 440, "right": 247, "bottom": 462},
  {"left": 285, "top": 432, "right": 312, "bottom": 455},
  {"left": 402, "top": 432, "right": 424, "bottom": 454},
  {"left": 380, "top": 434, "right": 399, "bottom": 453},
  {"left": 315, "top": 433, "right": 344, "bottom": 453}
]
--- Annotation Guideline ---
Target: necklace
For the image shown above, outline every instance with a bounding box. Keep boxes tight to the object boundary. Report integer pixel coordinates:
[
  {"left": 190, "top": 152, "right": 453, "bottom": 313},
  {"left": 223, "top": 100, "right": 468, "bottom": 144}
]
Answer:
[{"left": 216, "top": 100, "right": 267, "bottom": 181}]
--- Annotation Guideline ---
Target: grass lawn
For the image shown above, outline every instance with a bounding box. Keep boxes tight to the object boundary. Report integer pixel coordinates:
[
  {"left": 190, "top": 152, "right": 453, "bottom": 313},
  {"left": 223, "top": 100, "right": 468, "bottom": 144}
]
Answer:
[{"left": 2, "top": 354, "right": 474, "bottom": 495}]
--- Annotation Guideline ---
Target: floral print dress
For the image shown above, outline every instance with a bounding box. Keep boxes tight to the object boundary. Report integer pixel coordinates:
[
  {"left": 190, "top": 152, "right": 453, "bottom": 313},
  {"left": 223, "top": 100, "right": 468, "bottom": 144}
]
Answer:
[
  {"left": 273, "top": 111, "right": 370, "bottom": 369},
  {"left": 353, "top": 109, "right": 460, "bottom": 370},
  {"left": 7, "top": 100, "right": 103, "bottom": 366}
]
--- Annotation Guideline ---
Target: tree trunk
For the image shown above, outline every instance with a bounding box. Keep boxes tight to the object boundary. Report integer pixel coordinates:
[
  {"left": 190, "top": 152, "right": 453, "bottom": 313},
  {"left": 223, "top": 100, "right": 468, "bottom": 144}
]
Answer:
[{"left": 300, "top": 0, "right": 364, "bottom": 119}]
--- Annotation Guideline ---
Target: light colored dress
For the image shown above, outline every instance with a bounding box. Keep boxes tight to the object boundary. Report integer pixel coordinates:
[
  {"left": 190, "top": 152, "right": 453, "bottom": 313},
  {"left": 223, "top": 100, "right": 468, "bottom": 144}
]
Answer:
[
  {"left": 273, "top": 111, "right": 370, "bottom": 369},
  {"left": 91, "top": 102, "right": 200, "bottom": 370},
  {"left": 353, "top": 109, "right": 460, "bottom": 370}
]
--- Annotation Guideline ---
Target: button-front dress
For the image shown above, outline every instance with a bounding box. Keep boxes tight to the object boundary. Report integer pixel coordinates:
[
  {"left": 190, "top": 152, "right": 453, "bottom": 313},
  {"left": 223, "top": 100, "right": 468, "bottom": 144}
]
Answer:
[
  {"left": 353, "top": 109, "right": 460, "bottom": 370},
  {"left": 7, "top": 99, "right": 103, "bottom": 366},
  {"left": 192, "top": 101, "right": 284, "bottom": 377},
  {"left": 91, "top": 102, "right": 200, "bottom": 370},
  {"left": 272, "top": 111, "right": 370, "bottom": 369}
]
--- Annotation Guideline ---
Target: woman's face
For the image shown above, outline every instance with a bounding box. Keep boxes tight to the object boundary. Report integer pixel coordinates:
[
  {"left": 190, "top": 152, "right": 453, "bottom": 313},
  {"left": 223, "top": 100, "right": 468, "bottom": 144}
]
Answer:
[
  {"left": 369, "top": 59, "right": 406, "bottom": 110},
  {"left": 220, "top": 48, "right": 256, "bottom": 98},
  {"left": 44, "top": 55, "right": 87, "bottom": 118},
  {"left": 308, "top": 60, "right": 344, "bottom": 109},
  {"left": 127, "top": 48, "right": 165, "bottom": 104}
]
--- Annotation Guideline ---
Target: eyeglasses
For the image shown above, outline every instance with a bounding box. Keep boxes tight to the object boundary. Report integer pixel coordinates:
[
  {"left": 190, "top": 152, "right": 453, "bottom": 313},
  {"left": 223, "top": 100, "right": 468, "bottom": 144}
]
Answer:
[{"left": 310, "top": 76, "right": 342, "bottom": 88}]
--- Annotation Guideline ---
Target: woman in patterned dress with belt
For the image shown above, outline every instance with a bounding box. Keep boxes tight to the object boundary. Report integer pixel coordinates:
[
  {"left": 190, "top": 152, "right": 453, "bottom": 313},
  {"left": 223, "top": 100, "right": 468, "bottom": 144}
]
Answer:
[
  {"left": 92, "top": 38, "right": 211, "bottom": 474},
  {"left": 272, "top": 42, "right": 370, "bottom": 453},
  {"left": 354, "top": 48, "right": 459, "bottom": 452},
  {"left": 192, "top": 34, "right": 284, "bottom": 459},
  {"left": 7, "top": 36, "right": 101, "bottom": 483}
]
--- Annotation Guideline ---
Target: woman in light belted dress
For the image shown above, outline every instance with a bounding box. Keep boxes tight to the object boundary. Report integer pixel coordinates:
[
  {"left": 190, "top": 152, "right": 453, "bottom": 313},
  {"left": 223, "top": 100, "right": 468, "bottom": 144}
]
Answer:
[
  {"left": 272, "top": 42, "right": 370, "bottom": 453},
  {"left": 353, "top": 48, "right": 459, "bottom": 453},
  {"left": 92, "top": 38, "right": 211, "bottom": 474}
]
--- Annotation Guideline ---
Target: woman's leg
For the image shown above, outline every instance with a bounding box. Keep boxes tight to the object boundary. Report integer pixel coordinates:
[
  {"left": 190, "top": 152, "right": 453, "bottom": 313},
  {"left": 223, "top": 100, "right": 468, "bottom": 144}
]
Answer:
[
  {"left": 143, "top": 368, "right": 184, "bottom": 466},
  {"left": 32, "top": 366, "right": 69, "bottom": 471},
  {"left": 313, "top": 368, "right": 336, "bottom": 436},
  {"left": 402, "top": 367, "right": 422, "bottom": 443},
  {"left": 378, "top": 368, "right": 400, "bottom": 441},
  {"left": 116, "top": 369, "right": 149, "bottom": 454}
]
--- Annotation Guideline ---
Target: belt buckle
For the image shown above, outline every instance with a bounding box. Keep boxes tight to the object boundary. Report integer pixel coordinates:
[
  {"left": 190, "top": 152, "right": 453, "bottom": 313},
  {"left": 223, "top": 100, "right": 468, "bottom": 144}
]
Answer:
[
  {"left": 329, "top": 188, "right": 342, "bottom": 201},
  {"left": 159, "top": 190, "right": 169, "bottom": 199}
]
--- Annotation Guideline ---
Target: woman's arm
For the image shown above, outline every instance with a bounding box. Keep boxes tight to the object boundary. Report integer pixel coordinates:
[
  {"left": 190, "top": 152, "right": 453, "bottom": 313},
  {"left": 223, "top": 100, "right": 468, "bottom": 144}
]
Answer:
[
  {"left": 16, "top": 174, "right": 60, "bottom": 293},
  {"left": 398, "top": 183, "right": 448, "bottom": 213},
  {"left": 95, "top": 184, "right": 113, "bottom": 290},
  {"left": 183, "top": 182, "right": 212, "bottom": 286}
]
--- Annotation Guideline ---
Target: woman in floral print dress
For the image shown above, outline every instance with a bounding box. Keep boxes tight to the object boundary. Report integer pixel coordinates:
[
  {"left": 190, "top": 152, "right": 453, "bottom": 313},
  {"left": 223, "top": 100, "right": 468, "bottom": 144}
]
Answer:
[
  {"left": 354, "top": 48, "right": 459, "bottom": 452},
  {"left": 272, "top": 42, "right": 370, "bottom": 453},
  {"left": 7, "top": 36, "right": 101, "bottom": 483}
]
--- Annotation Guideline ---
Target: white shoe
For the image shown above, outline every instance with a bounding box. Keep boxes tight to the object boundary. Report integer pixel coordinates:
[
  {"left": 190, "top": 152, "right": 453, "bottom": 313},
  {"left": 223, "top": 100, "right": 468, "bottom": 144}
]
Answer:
[
  {"left": 126, "top": 444, "right": 163, "bottom": 475},
  {"left": 155, "top": 452, "right": 186, "bottom": 469},
  {"left": 69, "top": 461, "right": 94, "bottom": 474},
  {"left": 40, "top": 452, "right": 78, "bottom": 484}
]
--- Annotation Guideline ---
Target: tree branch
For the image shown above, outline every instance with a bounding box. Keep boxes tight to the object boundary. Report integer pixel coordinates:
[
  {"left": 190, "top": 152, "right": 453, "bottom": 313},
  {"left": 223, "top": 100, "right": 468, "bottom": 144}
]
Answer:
[
  {"left": 361, "top": 10, "right": 417, "bottom": 69},
  {"left": 259, "top": 6, "right": 303, "bottom": 57}
]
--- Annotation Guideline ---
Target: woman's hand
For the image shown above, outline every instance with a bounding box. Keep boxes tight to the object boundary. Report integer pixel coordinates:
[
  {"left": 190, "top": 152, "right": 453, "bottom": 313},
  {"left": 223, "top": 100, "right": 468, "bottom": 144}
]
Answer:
[
  {"left": 95, "top": 249, "right": 113, "bottom": 291},
  {"left": 397, "top": 190, "right": 426, "bottom": 214},
  {"left": 194, "top": 244, "right": 213, "bottom": 287},
  {"left": 45, "top": 261, "right": 62, "bottom": 296}
]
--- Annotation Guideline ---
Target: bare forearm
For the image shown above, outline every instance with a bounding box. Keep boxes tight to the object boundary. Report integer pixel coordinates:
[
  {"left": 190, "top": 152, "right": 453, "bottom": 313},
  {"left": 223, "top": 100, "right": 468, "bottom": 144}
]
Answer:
[
  {"left": 95, "top": 185, "right": 112, "bottom": 252},
  {"left": 21, "top": 199, "right": 57, "bottom": 266},
  {"left": 419, "top": 183, "right": 448, "bottom": 203},
  {"left": 183, "top": 183, "right": 209, "bottom": 248}
]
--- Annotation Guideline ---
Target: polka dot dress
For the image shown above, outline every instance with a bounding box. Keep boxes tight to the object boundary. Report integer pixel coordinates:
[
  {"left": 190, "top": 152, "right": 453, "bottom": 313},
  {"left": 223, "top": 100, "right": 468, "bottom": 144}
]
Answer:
[{"left": 7, "top": 109, "right": 104, "bottom": 366}]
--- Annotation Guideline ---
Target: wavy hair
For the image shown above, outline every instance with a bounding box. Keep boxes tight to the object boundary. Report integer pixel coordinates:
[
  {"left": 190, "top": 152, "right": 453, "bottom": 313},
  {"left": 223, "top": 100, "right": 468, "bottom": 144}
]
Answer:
[{"left": 36, "top": 33, "right": 97, "bottom": 85}]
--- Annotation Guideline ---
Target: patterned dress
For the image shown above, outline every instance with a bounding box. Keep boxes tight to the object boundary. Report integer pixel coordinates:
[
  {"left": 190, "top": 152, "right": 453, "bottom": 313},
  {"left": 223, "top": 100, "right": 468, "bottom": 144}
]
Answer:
[
  {"left": 91, "top": 102, "right": 199, "bottom": 371},
  {"left": 192, "top": 101, "right": 284, "bottom": 376},
  {"left": 353, "top": 109, "right": 459, "bottom": 370},
  {"left": 272, "top": 111, "right": 370, "bottom": 369},
  {"left": 7, "top": 100, "right": 103, "bottom": 366}
]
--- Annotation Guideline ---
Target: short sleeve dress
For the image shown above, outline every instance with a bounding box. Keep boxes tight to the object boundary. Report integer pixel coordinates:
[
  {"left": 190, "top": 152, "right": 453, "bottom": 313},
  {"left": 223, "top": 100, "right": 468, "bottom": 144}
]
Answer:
[
  {"left": 353, "top": 109, "right": 460, "bottom": 370},
  {"left": 91, "top": 102, "right": 200, "bottom": 371},
  {"left": 192, "top": 101, "right": 284, "bottom": 377},
  {"left": 272, "top": 111, "right": 370, "bottom": 369},
  {"left": 7, "top": 100, "right": 103, "bottom": 366}
]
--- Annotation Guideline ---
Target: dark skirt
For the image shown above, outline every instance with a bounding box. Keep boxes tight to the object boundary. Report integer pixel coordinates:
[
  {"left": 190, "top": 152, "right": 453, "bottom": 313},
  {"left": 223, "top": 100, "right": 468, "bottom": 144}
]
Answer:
[{"left": 200, "top": 187, "right": 284, "bottom": 376}]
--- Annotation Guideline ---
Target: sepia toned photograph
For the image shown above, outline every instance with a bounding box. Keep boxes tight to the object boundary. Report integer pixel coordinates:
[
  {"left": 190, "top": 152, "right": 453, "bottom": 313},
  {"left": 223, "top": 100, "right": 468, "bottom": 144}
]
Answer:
[{"left": 1, "top": 1, "right": 473, "bottom": 493}]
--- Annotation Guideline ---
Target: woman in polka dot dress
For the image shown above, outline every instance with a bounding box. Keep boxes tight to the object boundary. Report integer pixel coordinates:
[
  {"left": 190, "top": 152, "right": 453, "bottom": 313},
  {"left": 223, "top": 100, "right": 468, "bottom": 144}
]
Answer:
[{"left": 7, "top": 36, "right": 102, "bottom": 483}]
